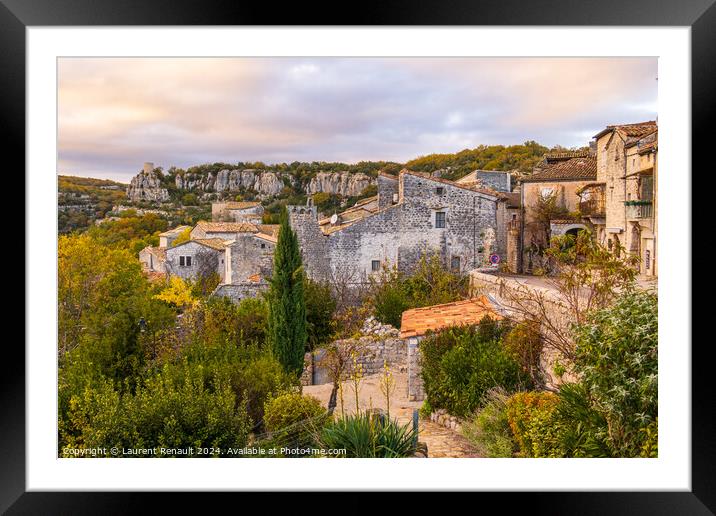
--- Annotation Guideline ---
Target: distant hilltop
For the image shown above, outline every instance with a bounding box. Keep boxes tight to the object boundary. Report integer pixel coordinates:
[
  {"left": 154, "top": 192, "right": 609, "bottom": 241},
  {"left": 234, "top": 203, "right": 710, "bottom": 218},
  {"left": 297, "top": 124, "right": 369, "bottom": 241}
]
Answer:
[{"left": 124, "top": 142, "right": 567, "bottom": 204}]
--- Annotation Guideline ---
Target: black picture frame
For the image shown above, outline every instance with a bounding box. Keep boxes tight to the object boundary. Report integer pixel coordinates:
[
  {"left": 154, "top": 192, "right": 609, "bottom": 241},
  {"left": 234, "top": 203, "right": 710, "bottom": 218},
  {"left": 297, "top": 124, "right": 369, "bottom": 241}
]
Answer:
[{"left": 5, "top": 0, "right": 709, "bottom": 511}]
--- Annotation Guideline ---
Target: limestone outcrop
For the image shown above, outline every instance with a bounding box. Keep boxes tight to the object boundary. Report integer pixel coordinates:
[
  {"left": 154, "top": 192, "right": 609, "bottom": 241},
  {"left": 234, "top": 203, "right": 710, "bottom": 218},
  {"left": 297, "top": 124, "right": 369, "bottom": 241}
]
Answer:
[
  {"left": 126, "top": 170, "right": 170, "bottom": 202},
  {"left": 126, "top": 167, "right": 376, "bottom": 202},
  {"left": 306, "top": 172, "right": 372, "bottom": 197},
  {"left": 175, "top": 169, "right": 287, "bottom": 196}
]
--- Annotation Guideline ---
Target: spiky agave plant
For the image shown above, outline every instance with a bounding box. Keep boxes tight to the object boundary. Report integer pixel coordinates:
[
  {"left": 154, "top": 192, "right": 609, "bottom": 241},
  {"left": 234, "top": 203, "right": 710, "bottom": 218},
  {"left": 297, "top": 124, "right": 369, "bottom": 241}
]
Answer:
[{"left": 319, "top": 412, "right": 417, "bottom": 458}]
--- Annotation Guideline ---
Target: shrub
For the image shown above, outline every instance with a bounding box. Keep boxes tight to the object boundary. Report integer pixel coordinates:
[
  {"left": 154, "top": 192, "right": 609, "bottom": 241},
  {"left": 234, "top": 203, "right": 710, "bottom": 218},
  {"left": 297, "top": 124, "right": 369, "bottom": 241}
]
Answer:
[
  {"left": 304, "top": 278, "right": 337, "bottom": 349},
  {"left": 263, "top": 392, "right": 329, "bottom": 449},
  {"left": 571, "top": 289, "right": 658, "bottom": 457},
  {"left": 231, "top": 351, "right": 297, "bottom": 427},
  {"left": 419, "top": 319, "right": 530, "bottom": 418},
  {"left": 461, "top": 387, "right": 517, "bottom": 457},
  {"left": 62, "top": 366, "right": 250, "bottom": 456},
  {"left": 367, "top": 254, "right": 469, "bottom": 328},
  {"left": 505, "top": 391, "right": 565, "bottom": 458},
  {"left": 319, "top": 413, "right": 417, "bottom": 458}
]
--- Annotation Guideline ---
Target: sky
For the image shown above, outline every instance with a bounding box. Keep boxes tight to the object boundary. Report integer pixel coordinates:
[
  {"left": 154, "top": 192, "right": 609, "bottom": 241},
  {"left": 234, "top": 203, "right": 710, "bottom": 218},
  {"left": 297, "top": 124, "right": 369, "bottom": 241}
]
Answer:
[{"left": 58, "top": 57, "right": 658, "bottom": 183}]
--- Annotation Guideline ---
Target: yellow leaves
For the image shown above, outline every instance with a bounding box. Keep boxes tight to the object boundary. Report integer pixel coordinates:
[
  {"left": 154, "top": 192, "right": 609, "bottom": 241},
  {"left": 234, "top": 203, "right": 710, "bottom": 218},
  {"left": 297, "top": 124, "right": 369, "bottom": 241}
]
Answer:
[
  {"left": 170, "top": 227, "right": 191, "bottom": 247},
  {"left": 153, "top": 276, "right": 198, "bottom": 309}
]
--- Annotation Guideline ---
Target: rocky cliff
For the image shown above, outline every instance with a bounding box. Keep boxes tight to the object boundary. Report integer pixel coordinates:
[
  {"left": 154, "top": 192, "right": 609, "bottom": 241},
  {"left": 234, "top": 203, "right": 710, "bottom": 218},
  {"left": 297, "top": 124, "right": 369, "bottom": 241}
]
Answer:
[
  {"left": 175, "top": 169, "right": 289, "bottom": 196},
  {"left": 305, "top": 172, "right": 372, "bottom": 197},
  {"left": 126, "top": 170, "right": 170, "bottom": 202},
  {"left": 127, "top": 168, "right": 376, "bottom": 202}
]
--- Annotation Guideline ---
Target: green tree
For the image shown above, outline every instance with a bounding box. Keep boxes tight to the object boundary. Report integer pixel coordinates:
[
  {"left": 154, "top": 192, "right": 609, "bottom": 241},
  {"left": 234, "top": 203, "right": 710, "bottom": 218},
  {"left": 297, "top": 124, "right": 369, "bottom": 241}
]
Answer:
[
  {"left": 266, "top": 209, "right": 307, "bottom": 375},
  {"left": 304, "top": 278, "right": 337, "bottom": 349}
]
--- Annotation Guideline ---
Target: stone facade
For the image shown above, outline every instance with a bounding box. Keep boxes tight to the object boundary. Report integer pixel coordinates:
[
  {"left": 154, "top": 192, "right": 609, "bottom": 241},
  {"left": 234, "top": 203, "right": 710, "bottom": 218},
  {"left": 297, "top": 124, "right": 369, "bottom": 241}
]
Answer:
[
  {"left": 165, "top": 240, "right": 226, "bottom": 281},
  {"left": 455, "top": 170, "right": 511, "bottom": 192},
  {"left": 211, "top": 202, "right": 264, "bottom": 223},
  {"left": 289, "top": 170, "right": 506, "bottom": 284},
  {"left": 224, "top": 234, "right": 275, "bottom": 284},
  {"left": 592, "top": 122, "right": 657, "bottom": 275},
  {"left": 211, "top": 281, "right": 268, "bottom": 304}
]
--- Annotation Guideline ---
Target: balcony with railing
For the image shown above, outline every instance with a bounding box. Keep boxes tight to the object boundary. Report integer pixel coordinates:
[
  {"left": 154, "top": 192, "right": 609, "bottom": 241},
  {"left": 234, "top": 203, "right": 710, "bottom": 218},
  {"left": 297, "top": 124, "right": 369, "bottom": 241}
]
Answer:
[
  {"left": 625, "top": 200, "right": 653, "bottom": 219},
  {"left": 579, "top": 198, "right": 606, "bottom": 218}
]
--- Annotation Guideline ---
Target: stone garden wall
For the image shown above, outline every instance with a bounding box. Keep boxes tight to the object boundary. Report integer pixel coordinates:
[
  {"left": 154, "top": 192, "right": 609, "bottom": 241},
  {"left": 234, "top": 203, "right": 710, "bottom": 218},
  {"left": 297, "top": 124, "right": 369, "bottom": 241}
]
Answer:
[{"left": 301, "top": 318, "right": 406, "bottom": 386}]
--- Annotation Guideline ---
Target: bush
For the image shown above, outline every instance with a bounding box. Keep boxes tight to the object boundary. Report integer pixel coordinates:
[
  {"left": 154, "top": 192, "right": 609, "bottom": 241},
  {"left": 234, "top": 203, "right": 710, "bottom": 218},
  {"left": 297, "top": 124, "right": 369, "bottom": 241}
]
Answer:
[
  {"left": 304, "top": 278, "right": 337, "bottom": 349},
  {"left": 319, "top": 413, "right": 417, "bottom": 458},
  {"left": 506, "top": 391, "right": 565, "bottom": 458},
  {"left": 571, "top": 289, "right": 658, "bottom": 457},
  {"left": 367, "top": 254, "right": 469, "bottom": 328},
  {"left": 419, "top": 319, "right": 530, "bottom": 418},
  {"left": 62, "top": 366, "right": 250, "bottom": 456},
  {"left": 263, "top": 392, "right": 328, "bottom": 449},
  {"left": 461, "top": 388, "right": 517, "bottom": 457}
]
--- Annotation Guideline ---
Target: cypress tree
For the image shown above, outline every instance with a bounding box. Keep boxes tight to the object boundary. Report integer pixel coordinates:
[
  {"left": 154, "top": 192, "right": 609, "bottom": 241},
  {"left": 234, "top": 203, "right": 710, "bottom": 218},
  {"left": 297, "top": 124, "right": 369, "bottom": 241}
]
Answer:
[{"left": 267, "top": 208, "right": 307, "bottom": 375}]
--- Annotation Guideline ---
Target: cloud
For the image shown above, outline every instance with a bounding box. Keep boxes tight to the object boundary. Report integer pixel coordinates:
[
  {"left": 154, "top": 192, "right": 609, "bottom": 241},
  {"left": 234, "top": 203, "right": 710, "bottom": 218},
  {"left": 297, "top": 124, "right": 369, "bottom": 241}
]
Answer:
[{"left": 58, "top": 57, "right": 657, "bottom": 181}]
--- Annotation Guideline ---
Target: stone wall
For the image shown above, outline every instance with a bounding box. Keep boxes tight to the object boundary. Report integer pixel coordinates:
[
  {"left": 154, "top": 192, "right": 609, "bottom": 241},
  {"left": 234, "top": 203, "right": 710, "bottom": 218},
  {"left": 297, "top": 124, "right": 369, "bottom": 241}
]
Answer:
[
  {"left": 301, "top": 331, "right": 406, "bottom": 386},
  {"left": 226, "top": 234, "right": 274, "bottom": 284},
  {"left": 211, "top": 282, "right": 268, "bottom": 303},
  {"left": 377, "top": 173, "right": 399, "bottom": 209},
  {"left": 473, "top": 170, "right": 511, "bottom": 192},
  {"left": 165, "top": 241, "right": 224, "bottom": 281},
  {"left": 291, "top": 172, "right": 505, "bottom": 283},
  {"left": 468, "top": 270, "right": 578, "bottom": 389},
  {"left": 407, "top": 336, "right": 424, "bottom": 401}
]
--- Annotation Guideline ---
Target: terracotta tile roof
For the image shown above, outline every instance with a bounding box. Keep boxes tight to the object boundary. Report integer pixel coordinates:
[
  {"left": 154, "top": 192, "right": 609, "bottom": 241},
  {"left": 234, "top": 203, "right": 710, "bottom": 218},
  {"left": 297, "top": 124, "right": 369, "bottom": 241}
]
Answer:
[
  {"left": 143, "top": 270, "right": 167, "bottom": 283},
  {"left": 144, "top": 246, "right": 167, "bottom": 260},
  {"left": 399, "top": 296, "right": 503, "bottom": 339},
  {"left": 158, "top": 225, "right": 190, "bottom": 237},
  {"left": 254, "top": 232, "right": 278, "bottom": 244},
  {"left": 192, "top": 238, "right": 229, "bottom": 251},
  {"left": 318, "top": 196, "right": 380, "bottom": 234},
  {"left": 195, "top": 221, "right": 258, "bottom": 233},
  {"left": 378, "top": 171, "right": 398, "bottom": 180},
  {"left": 544, "top": 150, "right": 591, "bottom": 162},
  {"left": 258, "top": 224, "right": 280, "bottom": 238},
  {"left": 522, "top": 157, "right": 597, "bottom": 182},
  {"left": 638, "top": 141, "right": 657, "bottom": 154},
  {"left": 594, "top": 120, "right": 657, "bottom": 139},
  {"left": 225, "top": 201, "right": 261, "bottom": 210}
]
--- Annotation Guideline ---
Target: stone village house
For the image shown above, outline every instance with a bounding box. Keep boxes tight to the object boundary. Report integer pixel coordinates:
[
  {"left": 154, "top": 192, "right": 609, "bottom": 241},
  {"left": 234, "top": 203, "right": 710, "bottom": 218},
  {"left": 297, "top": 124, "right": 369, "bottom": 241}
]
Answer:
[
  {"left": 517, "top": 151, "right": 596, "bottom": 273},
  {"left": 513, "top": 121, "right": 658, "bottom": 277},
  {"left": 138, "top": 206, "right": 280, "bottom": 303},
  {"left": 287, "top": 168, "right": 514, "bottom": 284},
  {"left": 586, "top": 121, "right": 658, "bottom": 276}
]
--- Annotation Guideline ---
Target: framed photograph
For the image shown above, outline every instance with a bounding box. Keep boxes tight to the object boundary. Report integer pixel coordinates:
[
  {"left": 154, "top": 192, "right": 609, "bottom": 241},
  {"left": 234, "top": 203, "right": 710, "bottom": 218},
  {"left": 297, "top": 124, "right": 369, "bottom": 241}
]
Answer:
[{"left": 8, "top": 0, "right": 710, "bottom": 510}]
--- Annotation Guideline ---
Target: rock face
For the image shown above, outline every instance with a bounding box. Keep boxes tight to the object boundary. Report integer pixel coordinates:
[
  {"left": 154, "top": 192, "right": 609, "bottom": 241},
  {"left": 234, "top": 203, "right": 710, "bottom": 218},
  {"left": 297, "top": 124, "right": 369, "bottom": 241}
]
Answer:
[
  {"left": 126, "top": 167, "right": 376, "bottom": 203},
  {"left": 306, "top": 172, "right": 372, "bottom": 197},
  {"left": 126, "top": 171, "right": 170, "bottom": 202},
  {"left": 175, "top": 169, "right": 288, "bottom": 196}
]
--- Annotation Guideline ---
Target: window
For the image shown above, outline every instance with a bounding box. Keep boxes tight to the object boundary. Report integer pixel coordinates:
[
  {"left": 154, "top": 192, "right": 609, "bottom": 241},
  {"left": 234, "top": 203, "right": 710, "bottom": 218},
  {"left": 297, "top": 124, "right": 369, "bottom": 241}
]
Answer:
[
  {"left": 436, "top": 187, "right": 444, "bottom": 195},
  {"left": 179, "top": 256, "right": 185, "bottom": 267},
  {"left": 645, "top": 249, "right": 651, "bottom": 270},
  {"left": 261, "top": 243, "right": 266, "bottom": 249},
  {"left": 451, "top": 256, "right": 460, "bottom": 271},
  {"left": 371, "top": 260, "right": 381, "bottom": 272},
  {"left": 392, "top": 193, "right": 398, "bottom": 204},
  {"left": 435, "top": 211, "right": 446, "bottom": 228},
  {"left": 186, "top": 256, "right": 192, "bottom": 267}
]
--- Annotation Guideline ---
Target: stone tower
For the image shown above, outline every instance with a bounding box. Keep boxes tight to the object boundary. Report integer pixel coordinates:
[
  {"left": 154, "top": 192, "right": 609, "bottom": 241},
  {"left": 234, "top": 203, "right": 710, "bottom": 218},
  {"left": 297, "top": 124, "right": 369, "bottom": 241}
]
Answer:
[
  {"left": 143, "top": 162, "right": 155, "bottom": 174},
  {"left": 286, "top": 200, "right": 329, "bottom": 281}
]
